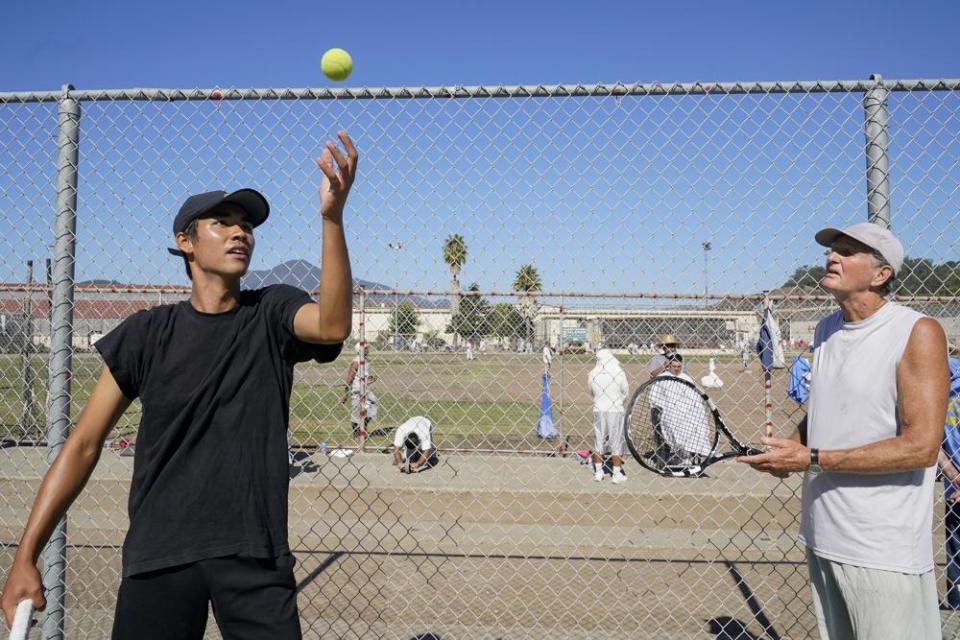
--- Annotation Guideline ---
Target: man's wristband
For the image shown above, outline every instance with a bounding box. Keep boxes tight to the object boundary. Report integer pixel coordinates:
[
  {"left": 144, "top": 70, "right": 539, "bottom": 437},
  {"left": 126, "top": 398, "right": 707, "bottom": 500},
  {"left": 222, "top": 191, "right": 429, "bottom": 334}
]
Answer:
[{"left": 809, "top": 448, "right": 823, "bottom": 473}]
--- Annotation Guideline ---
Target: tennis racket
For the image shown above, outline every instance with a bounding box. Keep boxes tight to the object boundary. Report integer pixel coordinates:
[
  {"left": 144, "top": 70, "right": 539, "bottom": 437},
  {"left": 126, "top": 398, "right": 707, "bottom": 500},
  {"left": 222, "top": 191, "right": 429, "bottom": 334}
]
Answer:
[
  {"left": 624, "top": 375, "right": 761, "bottom": 477},
  {"left": 9, "top": 599, "right": 33, "bottom": 640}
]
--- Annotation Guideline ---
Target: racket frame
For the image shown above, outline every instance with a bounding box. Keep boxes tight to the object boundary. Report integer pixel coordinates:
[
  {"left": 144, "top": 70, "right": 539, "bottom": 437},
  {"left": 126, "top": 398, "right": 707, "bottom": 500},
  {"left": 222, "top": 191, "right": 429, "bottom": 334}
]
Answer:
[{"left": 624, "top": 375, "right": 761, "bottom": 477}]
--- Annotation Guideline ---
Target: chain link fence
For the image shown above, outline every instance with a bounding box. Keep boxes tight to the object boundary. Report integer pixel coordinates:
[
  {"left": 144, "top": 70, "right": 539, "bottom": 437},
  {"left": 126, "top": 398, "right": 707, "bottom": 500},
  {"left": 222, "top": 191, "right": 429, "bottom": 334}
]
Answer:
[{"left": 1, "top": 77, "right": 959, "bottom": 638}]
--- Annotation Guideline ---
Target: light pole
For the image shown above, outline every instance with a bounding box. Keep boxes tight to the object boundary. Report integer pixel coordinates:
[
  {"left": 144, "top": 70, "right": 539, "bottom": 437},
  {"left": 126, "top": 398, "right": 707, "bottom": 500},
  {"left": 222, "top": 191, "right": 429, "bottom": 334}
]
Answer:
[
  {"left": 388, "top": 241, "right": 404, "bottom": 350},
  {"left": 702, "top": 240, "right": 712, "bottom": 298}
]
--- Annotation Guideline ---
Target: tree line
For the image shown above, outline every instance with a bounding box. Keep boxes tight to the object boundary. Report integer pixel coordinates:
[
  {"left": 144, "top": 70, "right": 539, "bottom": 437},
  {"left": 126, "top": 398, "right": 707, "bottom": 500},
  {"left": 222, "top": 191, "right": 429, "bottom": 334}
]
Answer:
[
  {"left": 784, "top": 258, "right": 960, "bottom": 296},
  {"left": 383, "top": 234, "right": 544, "bottom": 345}
]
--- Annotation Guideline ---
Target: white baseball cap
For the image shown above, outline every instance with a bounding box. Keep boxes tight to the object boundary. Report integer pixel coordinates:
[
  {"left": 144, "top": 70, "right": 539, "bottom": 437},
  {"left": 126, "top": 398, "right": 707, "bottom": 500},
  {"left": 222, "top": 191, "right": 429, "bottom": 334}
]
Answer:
[{"left": 814, "top": 222, "right": 904, "bottom": 275}]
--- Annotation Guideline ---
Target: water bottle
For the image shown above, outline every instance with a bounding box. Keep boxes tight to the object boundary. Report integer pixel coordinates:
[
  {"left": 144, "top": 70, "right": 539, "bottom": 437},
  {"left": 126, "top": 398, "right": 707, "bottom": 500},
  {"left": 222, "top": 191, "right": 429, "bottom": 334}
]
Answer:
[{"left": 320, "top": 442, "right": 328, "bottom": 455}]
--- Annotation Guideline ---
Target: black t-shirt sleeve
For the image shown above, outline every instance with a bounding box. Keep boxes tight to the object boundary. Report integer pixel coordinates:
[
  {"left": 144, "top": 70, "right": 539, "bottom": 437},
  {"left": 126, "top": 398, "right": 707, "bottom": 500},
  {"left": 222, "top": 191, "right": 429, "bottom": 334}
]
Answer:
[
  {"left": 94, "top": 310, "right": 152, "bottom": 400},
  {"left": 263, "top": 284, "right": 343, "bottom": 364}
]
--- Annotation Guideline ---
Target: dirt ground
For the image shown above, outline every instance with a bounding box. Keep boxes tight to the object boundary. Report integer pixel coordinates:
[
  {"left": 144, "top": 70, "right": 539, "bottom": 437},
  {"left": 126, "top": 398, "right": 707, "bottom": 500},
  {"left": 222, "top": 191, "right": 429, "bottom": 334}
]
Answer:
[{"left": 3, "top": 446, "right": 956, "bottom": 639}]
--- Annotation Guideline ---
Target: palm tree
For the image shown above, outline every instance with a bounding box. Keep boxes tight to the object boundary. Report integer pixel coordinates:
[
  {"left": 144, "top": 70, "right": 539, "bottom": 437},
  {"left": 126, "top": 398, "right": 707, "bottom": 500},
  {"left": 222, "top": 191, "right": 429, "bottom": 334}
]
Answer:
[
  {"left": 512, "top": 264, "right": 542, "bottom": 293},
  {"left": 442, "top": 234, "right": 467, "bottom": 346},
  {"left": 442, "top": 234, "right": 468, "bottom": 313},
  {"left": 512, "top": 264, "right": 542, "bottom": 350}
]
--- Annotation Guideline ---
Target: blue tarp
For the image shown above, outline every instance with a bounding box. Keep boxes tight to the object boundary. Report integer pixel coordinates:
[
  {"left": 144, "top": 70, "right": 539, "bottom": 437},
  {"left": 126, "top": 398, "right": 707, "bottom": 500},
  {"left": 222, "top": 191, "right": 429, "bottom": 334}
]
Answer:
[
  {"left": 940, "top": 357, "right": 960, "bottom": 500},
  {"left": 537, "top": 373, "right": 560, "bottom": 439},
  {"left": 950, "top": 356, "right": 960, "bottom": 399},
  {"left": 788, "top": 355, "right": 811, "bottom": 405}
]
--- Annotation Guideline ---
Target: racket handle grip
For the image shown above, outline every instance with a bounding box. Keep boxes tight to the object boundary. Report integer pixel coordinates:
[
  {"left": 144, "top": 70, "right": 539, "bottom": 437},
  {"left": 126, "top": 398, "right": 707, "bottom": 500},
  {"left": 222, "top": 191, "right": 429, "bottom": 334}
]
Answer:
[{"left": 9, "top": 599, "right": 34, "bottom": 640}]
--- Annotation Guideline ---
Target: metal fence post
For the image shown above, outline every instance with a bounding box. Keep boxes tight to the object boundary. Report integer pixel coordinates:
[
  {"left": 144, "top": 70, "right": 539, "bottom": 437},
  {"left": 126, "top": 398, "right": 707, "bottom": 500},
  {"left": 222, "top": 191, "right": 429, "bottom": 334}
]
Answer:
[
  {"left": 864, "top": 73, "right": 891, "bottom": 228},
  {"left": 19, "top": 261, "right": 36, "bottom": 441},
  {"left": 358, "top": 288, "right": 366, "bottom": 451},
  {"left": 556, "top": 299, "right": 564, "bottom": 439},
  {"left": 42, "top": 83, "right": 80, "bottom": 640}
]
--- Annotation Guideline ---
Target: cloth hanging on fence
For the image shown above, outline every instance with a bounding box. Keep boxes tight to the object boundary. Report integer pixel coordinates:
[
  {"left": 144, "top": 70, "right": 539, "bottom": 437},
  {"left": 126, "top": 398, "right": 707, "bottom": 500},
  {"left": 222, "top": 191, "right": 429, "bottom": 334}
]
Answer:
[
  {"left": 756, "top": 306, "right": 786, "bottom": 371},
  {"left": 757, "top": 310, "right": 775, "bottom": 374},
  {"left": 537, "top": 373, "right": 560, "bottom": 439},
  {"left": 788, "top": 355, "right": 811, "bottom": 405}
]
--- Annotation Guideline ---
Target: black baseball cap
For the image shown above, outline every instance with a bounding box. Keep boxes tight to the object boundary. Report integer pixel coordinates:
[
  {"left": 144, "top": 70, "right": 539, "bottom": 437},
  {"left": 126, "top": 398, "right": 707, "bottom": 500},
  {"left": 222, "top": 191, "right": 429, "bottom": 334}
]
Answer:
[{"left": 167, "top": 188, "right": 270, "bottom": 257}]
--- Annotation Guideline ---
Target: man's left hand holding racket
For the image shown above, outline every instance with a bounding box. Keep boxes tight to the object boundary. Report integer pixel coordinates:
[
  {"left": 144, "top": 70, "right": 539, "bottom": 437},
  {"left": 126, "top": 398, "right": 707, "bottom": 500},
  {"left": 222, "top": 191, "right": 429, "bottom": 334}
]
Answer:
[{"left": 736, "top": 434, "right": 812, "bottom": 478}]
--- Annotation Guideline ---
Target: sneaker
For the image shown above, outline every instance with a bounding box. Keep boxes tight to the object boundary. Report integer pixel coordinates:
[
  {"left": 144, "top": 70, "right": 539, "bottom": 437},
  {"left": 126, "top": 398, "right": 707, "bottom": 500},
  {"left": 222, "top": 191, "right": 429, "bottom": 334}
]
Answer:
[
  {"left": 611, "top": 471, "right": 627, "bottom": 484},
  {"left": 594, "top": 470, "right": 604, "bottom": 482}
]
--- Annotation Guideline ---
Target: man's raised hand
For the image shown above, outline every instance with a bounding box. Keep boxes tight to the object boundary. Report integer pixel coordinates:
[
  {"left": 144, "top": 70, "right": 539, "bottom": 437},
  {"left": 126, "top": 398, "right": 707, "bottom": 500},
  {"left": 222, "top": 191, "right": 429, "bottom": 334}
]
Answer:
[{"left": 316, "top": 130, "right": 358, "bottom": 223}]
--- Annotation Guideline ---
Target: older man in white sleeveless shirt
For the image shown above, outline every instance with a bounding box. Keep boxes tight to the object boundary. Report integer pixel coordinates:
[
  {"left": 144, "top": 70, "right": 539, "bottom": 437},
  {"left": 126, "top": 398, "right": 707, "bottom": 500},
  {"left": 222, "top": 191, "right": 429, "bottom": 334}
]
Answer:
[{"left": 740, "top": 222, "right": 950, "bottom": 640}]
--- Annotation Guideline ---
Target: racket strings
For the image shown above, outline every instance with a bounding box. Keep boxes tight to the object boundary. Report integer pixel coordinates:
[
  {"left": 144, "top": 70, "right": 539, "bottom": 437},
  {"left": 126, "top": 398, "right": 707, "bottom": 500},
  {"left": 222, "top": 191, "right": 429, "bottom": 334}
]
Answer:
[{"left": 629, "top": 377, "right": 716, "bottom": 470}]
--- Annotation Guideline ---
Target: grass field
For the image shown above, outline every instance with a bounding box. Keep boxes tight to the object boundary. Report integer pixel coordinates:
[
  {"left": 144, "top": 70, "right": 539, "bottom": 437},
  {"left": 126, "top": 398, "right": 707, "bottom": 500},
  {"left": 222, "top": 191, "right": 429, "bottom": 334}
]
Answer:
[{"left": 1, "top": 349, "right": 806, "bottom": 452}]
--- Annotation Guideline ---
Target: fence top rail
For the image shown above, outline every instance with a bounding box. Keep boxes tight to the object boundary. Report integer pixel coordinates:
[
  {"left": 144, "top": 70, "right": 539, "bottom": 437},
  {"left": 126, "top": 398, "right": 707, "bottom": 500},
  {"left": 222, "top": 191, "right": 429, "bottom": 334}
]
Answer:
[
  {"left": 1, "top": 282, "right": 956, "bottom": 306},
  {"left": 3, "top": 78, "right": 960, "bottom": 104}
]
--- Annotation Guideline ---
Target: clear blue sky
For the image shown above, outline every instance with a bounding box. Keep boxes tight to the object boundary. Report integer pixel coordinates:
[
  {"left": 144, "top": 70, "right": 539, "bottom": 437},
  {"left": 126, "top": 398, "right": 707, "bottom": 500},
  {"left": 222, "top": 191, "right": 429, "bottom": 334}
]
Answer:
[
  {"left": 2, "top": 0, "right": 959, "bottom": 91},
  {"left": 1, "top": 1, "right": 958, "bottom": 297}
]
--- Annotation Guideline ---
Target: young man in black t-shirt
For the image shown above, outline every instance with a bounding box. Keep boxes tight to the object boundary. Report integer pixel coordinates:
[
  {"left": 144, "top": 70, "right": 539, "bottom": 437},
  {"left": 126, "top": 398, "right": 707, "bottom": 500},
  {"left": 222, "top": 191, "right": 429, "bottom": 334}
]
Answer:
[{"left": 1, "top": 131, "right": 359, "bottom": 639}]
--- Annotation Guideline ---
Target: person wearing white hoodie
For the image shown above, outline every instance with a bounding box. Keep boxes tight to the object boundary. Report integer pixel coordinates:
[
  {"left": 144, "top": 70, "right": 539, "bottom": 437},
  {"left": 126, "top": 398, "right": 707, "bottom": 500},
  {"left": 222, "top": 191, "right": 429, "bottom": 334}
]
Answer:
[{"left": 588, "top": 349, "right": 630, "bottom": 483}]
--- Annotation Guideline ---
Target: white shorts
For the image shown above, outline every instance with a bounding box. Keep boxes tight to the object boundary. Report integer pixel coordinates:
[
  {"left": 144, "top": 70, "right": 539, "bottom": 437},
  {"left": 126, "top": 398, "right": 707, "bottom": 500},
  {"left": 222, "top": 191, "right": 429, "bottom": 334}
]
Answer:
[
  {"left": 350, "top": 389, "right": 378, "bottom": 423},
  {"left": 806, "top": 548, "right": 940, "bottom": 639},
  {"left": 593, "top": 411, "right": 625, "bottom": 456}
]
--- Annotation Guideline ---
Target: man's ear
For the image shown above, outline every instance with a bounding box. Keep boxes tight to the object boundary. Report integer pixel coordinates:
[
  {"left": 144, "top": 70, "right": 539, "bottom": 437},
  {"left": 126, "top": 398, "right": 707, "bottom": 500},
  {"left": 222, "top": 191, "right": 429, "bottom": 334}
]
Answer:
[
  {"left": 872, "top": 264, "right": 894, "bottom": 288},
  {"left": 175, "top": 231, "right": 195, "bottom": 256}
]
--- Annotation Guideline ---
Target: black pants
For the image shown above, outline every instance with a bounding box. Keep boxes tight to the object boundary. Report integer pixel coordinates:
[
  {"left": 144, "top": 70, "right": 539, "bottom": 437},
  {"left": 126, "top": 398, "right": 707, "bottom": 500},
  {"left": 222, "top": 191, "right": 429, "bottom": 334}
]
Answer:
[
  {"left": 112, "top": 553, "right": 301, "bottom": 640},
  {"left": 405, "top": 445, "right": 439, "bottom": 470}
]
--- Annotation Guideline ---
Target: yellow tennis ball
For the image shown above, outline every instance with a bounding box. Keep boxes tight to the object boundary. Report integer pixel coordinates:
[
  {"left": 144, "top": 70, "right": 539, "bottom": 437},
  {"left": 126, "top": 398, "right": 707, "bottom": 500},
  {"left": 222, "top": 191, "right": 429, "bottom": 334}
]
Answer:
[{"left": 321, "top": 48, "right": 353, "bottom": 82}]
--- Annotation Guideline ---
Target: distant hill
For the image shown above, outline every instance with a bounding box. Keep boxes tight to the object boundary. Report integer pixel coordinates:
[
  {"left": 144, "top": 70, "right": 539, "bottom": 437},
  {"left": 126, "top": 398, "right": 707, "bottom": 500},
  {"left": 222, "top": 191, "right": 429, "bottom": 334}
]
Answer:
[
  {"left": 71, "top": 260, "right": 447, "bottom": 308},
  {"left": 242, "top": 259, "right": 387, "bottom": 290},
  {"left": 243, "top": 259, "right": 448, "bottom": 309}
]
